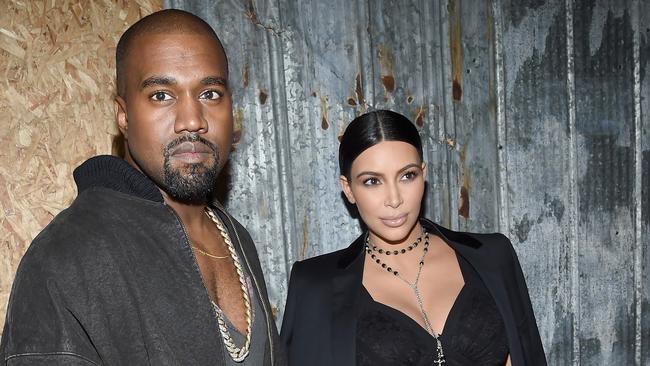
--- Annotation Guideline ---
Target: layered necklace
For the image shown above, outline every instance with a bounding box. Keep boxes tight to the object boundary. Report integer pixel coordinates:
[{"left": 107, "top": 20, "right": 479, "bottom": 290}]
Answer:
[
  {"left": 365, "top": 230, "right": 446, "bottom": 365},
  {"left": 204, "top": 208, "right": 252, "bottom": 362}
]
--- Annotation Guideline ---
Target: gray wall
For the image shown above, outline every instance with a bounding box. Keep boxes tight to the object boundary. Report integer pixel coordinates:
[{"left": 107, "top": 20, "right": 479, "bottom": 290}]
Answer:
[{"left": 165, "top": 0, "right": 649, "bottom": 364}]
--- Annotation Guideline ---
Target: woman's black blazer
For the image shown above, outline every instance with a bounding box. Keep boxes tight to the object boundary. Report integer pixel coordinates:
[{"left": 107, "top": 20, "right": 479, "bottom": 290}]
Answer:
[{"left": 280, "top": 218, "right": 547, "bottom": 366}]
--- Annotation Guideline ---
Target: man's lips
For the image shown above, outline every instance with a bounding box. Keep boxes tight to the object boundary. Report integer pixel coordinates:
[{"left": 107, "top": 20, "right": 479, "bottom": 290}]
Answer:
[
  {"left": 380, "top": 213, "right": 408, "bottom": 227},
  {"left": 170, "top": 141, "right": 213, "bottom": 155},
  {"left": 169, "top": 142, "right": 214, "bottom": 163}
]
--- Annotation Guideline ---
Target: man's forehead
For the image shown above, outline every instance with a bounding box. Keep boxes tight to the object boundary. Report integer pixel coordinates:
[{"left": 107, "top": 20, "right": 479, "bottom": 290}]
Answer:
[
  {"left": 126, "top": 33, "right": 227, "bottom": 69},
  {"left": 114, "top": 10, "right": 229, "bottom": 97},
  {"left": 122, "top": 33, "right": 228, "bottom": 91},
  {"left": 129, "top": 32, "right": 224, "bottom": 56}
]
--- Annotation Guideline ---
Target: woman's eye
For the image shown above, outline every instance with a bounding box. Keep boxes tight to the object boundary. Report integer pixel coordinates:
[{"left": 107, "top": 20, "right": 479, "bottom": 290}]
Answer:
[
  {"left": 363, "top": 177, "right": 380, "bottom": 186},
  {"left": 151, "top": 92, "right": 172, "bottom": 102},
  {"left": 201, "top": 90, "right": 222, "bottom": 100},
  {"left": 401, "top": 171, "right": 418, "bottom": 181}
]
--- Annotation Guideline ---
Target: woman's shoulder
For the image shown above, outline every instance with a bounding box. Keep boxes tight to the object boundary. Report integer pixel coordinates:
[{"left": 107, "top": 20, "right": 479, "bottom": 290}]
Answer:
[
  {"left": 292, "top": 246, "right": 353, "bottom": 277},
  {"left": 467, "top": 231, "right": 518, "bottom": 266},
  {"left": 421, "top": 219, "right": 517, "bottom": 264},
  {"left": 289, "top": 235, "right": 364, "bottom": 284},
  {"left": 285, "top": 250, "right": 346, "bottom": 297},
  {"left": 466, "top": 231, "right": 513, "bottom": 250},
  {"left": 423, "top": 218, "right": 510, "bottom": 244}
]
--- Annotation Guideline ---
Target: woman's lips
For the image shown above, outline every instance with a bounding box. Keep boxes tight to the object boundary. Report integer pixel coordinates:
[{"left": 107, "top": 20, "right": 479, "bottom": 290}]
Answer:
[{"left": 380, "top": 213, "right": 408, "bottom": 228}]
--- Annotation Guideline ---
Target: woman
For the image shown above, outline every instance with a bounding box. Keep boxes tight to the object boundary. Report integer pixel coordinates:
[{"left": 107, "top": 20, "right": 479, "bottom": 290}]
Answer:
[{"left": 281, "top": 110, "right": 546, "bottom": 366}]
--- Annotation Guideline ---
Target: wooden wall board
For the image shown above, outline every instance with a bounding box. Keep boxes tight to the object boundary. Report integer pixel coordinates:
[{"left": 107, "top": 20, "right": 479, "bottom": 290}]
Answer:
[{"left": 0, "top": 0, "right": 162, "bottom": 332}]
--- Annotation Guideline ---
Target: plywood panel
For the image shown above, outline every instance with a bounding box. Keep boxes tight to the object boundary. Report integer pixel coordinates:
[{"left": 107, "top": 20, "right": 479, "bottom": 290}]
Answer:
[{"left": 0, "top": 0, "right": 161, "bottom": 332}]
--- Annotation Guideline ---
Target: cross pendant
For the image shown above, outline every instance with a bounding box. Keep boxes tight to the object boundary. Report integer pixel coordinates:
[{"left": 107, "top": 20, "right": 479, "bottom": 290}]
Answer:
[{"left": 434, "top": 358, "right": 445, "bottom": 365}]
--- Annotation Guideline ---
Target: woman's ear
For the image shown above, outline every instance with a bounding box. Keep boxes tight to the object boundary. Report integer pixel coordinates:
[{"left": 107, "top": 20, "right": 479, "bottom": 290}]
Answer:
[
  {"left": 339, "top": 175, "right": 356, "bottom": 204},
  {"left": 421, "top": 162, "right": 427, "bottom": 175}
]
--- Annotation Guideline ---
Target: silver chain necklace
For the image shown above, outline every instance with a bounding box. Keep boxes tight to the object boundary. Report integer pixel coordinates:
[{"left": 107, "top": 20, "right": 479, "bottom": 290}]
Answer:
[{"left": 365, "top": 231, "right": 446, "bottom": 364}]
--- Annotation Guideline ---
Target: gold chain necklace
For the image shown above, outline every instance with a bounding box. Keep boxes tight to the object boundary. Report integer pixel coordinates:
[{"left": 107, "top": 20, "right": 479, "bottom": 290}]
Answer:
[
  {"left": 205, "top": 208, "right": 252, "bottom": 362},
  {"left": 192, "top": 245, "right": 230, "bottom": 259}
]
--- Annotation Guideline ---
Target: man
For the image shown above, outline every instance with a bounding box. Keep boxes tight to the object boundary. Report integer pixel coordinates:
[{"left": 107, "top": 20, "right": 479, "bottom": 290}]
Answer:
[{"left": 0, "top": 9, "right": 285, "bottom": 365}]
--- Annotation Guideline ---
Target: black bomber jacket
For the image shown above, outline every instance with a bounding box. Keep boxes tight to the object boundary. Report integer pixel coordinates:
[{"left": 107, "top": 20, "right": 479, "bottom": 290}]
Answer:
[{"left": 0, "top": 155, "right": 286, "bottom": 366}]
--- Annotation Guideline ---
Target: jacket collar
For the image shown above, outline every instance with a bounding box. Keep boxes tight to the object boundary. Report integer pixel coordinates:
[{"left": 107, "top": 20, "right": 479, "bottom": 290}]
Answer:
[
  {"left": 73, "top": 155, "right": 164, "bottom": 202},
  {"left": 336, "top": 218, "right": 483, "bottom": 270}
]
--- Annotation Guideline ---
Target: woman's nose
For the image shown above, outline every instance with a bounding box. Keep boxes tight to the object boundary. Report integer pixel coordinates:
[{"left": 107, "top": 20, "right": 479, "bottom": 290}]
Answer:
[{"left": 384, "top": 184, "right": 404, "bottom": 208}]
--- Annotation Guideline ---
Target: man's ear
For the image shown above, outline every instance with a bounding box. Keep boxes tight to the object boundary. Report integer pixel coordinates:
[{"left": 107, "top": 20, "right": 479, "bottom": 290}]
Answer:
[
  {"left": 339, "top": 175, "right": 356, "bottom": 204},
  {"left": 115, "top": 96, "right": 128, "bottom": 139}
]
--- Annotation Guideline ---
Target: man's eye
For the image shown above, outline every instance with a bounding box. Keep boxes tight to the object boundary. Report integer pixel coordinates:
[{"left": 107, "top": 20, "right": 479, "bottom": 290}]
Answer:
[
  {"left": 151, "top": 92, "right": 172, "bottom": 102},
  {"left": 201, "top": 90, "right": 222, "bottom": 100}
]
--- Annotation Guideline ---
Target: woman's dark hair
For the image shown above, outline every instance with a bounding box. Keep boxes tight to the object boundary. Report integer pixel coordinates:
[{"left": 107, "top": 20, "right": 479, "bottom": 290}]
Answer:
[{"left": 339, "top": 109, "right": 423, "bottom": 179}]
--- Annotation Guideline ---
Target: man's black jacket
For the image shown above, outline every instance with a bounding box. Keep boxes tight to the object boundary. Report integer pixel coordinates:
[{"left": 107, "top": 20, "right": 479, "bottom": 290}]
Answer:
[{"left": 0, "top": 155, "right": 286, "bottom": 366}]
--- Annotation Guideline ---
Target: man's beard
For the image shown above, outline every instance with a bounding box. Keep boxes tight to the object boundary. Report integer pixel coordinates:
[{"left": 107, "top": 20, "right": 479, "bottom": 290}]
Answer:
[{"left": 161, "top": 134, "right": 221, "bottom": 204}]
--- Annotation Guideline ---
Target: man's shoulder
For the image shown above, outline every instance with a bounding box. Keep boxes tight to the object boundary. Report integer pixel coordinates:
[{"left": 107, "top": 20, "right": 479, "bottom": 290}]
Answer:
[
  {"left": 34, "top": 188, "right": 134, "bottom": 240},
  {"left": 24, "top": 187, "right": 165, "bottom": 267}
]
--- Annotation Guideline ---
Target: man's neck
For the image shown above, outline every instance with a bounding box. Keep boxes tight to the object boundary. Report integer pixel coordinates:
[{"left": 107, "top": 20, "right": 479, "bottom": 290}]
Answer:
[{"left": 162, "top": 193, "right": 210, "bottom": 231}]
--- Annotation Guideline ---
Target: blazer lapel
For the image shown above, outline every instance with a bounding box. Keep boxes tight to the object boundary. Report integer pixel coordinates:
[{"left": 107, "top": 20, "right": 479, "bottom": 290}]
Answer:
[
  {"left": 330, "top": 234, "right": 366, "bottom": 366},
  {"left": 422, "top": 219, "right": 525, "bottom": 365}
]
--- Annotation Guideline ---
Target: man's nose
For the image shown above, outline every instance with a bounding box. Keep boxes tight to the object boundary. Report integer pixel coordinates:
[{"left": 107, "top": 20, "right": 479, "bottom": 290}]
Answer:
[{"left": 174, "top": 97, "right": 207, "bottom": 133}]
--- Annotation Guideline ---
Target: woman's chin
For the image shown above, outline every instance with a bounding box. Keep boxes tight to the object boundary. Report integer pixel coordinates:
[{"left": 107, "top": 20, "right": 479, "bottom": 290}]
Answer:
[{"left": 370, "top": 221, "right": 420, "bottom": 245}]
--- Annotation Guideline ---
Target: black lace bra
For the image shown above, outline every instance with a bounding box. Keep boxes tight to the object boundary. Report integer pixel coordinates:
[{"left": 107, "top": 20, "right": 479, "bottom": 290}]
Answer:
[{"left": 356, "top": 253, "right": 509, "bottom": 366}]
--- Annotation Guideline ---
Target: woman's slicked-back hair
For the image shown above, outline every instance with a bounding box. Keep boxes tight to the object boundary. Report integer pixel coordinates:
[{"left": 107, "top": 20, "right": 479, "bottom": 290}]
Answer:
[{"left": 339, "top": 109, "right": 423, "bottom": 179}]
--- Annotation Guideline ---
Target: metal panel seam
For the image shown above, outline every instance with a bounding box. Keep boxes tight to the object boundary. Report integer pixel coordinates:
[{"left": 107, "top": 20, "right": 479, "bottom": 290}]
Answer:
[
  {"left": 438, "top": 0, "right": 455, "bottom": 228},
  {"left": 632, "top": 0, "right": 643, "bottom": 364},
  {"left": 362, "top": 0, "right": 376, "bottom": 108},
  {"left": 490, "top": 0, "right": 509, "bottom": 237},
  {"left": 265, "top": 7, "right": 297, "bottom": 280},
  {"left": 419, "top": 0, "right": 442, "bottom": 222},
  {"left": 564, "top": 0, "right": 580, "bottom": 364}
]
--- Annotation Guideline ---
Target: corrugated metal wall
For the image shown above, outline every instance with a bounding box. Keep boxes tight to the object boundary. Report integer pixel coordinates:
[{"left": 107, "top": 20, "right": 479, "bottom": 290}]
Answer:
[{"left": 165, "top": 0, "right": 649, "bottom": 364}]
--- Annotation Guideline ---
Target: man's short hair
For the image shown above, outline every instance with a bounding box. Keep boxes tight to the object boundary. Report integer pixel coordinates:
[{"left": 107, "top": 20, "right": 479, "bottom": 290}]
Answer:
[{"left": 115, "top": 9, "right": 228, "bottom": 98}]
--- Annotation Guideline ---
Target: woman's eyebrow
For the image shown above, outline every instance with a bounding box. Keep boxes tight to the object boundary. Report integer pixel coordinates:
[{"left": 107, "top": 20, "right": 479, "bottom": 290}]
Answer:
[
  {"left": 355, "top": 170, "right": 382, "bottom": 178},
  {"left": 398, "top": 163, "right": 421, "bottom": 173},
  {"left": 355, "top": 163, "right": 420, "bottom": 179}
]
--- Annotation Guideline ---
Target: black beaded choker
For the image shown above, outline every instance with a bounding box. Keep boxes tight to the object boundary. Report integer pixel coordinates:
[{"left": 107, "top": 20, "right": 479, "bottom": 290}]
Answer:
[
  {"left": 369, "top": 231, "right": 425, "bottom": 255},
  {"left": 365, "top": 232, "right": 430, "bottom": 276}
]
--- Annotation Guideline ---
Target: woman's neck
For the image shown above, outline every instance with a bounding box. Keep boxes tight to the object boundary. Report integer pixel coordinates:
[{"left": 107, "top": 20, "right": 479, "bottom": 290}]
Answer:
[{"left": 368, "top": 222, "right": 425, "bottom": 249}]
